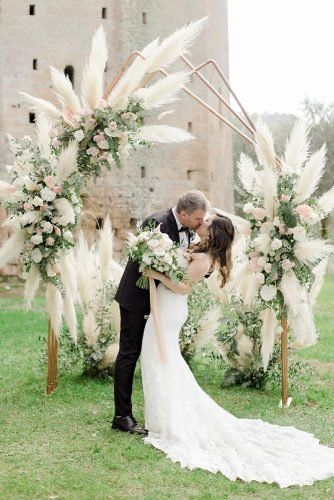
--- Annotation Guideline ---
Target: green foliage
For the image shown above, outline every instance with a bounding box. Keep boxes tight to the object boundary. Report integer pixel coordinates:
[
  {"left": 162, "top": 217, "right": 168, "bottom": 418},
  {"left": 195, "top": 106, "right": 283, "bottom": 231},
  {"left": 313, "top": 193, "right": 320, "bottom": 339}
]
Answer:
[
  {"left": 180, "top": 280, "right": 217, "bottom": 356},
  {"left": 1, "top": 276, "right": 334, "bottom": 498}
]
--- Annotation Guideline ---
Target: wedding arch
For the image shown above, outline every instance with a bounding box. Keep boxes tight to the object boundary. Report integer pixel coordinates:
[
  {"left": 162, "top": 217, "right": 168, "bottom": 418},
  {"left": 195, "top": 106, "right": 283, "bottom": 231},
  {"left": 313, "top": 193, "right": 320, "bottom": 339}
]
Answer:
[{"left": 0, "top": 18, "right": 333, "bottom": 407}]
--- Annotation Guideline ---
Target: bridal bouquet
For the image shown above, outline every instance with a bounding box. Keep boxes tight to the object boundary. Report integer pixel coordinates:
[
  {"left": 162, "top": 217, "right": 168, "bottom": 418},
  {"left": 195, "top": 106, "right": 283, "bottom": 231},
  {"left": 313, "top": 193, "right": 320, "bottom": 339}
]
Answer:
[{"left": 127, "top": 224, "right": 187, "bottom": 288}]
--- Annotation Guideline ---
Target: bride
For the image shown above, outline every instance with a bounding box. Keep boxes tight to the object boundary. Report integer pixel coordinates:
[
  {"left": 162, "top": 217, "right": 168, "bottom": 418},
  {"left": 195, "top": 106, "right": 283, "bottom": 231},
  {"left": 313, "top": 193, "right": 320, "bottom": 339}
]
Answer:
[{"left": 140, "top": 213, "right": 334, "bottom": 488}]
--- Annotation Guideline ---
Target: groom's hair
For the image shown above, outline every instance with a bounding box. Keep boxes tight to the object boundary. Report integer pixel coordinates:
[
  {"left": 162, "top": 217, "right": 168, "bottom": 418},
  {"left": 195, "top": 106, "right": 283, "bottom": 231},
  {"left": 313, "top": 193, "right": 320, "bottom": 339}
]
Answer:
[{"left": 176, "top": 190, "right": 210, "bottom": 214}]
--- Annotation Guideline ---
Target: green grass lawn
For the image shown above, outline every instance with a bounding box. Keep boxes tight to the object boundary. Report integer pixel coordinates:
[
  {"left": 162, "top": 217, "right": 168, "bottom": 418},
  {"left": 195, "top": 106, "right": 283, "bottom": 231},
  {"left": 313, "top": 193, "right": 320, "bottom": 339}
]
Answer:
[{"left": 0, "top": 276, "right": 334, "bottom": 499}]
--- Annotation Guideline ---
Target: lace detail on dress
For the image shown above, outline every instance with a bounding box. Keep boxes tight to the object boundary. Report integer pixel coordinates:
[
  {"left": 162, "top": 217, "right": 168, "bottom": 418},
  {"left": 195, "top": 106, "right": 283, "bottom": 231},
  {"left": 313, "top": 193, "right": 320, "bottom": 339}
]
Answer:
[{"left": 140, "top": 284, "right": 334, "bottom": 488}]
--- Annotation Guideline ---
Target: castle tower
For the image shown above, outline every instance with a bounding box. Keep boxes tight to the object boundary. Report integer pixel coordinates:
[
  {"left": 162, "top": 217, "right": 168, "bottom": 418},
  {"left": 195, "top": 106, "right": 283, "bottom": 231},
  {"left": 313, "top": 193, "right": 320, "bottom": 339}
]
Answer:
[{"left": 0, "top": 0, "right": 233, "bottom": 264}]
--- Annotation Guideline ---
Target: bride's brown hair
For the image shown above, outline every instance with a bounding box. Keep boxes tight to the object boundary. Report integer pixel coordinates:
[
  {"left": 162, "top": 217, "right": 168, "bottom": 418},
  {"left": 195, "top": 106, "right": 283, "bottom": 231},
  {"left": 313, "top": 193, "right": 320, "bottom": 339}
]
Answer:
[{"left": 190, "top": 214, "right": 235, "bottom": 287}]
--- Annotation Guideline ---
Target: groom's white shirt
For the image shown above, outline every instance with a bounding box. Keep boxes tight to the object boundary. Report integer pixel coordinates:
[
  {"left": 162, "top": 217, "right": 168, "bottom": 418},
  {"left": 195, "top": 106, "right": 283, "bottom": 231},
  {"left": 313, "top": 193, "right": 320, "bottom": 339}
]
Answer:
[{"left": 172, "top": 206, "right": 188, "bottom": 249}]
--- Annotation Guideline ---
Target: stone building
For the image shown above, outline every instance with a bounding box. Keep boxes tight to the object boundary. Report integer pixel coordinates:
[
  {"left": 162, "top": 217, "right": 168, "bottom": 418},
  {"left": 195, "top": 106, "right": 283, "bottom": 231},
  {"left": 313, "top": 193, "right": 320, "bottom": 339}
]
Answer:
[{"left": 0, "top": 0, "right": 233, "bottom": 267}]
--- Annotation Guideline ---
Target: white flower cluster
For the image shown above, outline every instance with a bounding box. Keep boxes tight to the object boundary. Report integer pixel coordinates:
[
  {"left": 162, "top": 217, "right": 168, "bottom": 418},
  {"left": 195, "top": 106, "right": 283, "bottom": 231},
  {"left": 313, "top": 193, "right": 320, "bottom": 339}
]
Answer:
[
  {"left": 3, "top": 137, "right": 82, "bottom": 284},
  {"left": 127, "top": 224, "right": 187, "bottom": 288}
]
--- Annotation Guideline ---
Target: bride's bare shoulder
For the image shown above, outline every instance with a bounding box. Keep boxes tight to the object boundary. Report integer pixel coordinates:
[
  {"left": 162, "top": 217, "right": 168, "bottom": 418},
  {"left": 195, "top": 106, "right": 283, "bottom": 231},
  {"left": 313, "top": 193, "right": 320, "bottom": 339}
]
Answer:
[{"left": 188, "top": 252, "right": 211, "bottom": 277}]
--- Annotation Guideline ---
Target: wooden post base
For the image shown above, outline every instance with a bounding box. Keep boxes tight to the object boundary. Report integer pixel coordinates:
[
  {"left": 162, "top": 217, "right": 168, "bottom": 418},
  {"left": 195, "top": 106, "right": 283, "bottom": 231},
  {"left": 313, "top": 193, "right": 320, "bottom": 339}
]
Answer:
[
  {"left": 280, "top": 315, "right": 290, "bottom": 408},
  {"left": 46, "top": 319, "right": 58, "bottom": 395},
  {"left": 279, "top": 397, "right": 293, "bottom": 408}
]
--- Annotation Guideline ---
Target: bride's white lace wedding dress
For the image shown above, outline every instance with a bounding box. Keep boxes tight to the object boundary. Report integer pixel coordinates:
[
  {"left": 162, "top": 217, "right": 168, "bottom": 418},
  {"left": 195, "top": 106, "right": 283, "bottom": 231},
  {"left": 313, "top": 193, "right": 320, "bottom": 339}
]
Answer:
[{"left": 140, "top": 283, "right": 334, "bottom": 488}]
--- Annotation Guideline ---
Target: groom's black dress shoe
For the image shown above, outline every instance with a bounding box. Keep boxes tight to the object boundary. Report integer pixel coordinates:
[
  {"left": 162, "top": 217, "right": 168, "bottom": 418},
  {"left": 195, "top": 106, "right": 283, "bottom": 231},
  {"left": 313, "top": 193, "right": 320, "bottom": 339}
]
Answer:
[{"left": 112, "top": 415, "right": 148, "bottom": 436}]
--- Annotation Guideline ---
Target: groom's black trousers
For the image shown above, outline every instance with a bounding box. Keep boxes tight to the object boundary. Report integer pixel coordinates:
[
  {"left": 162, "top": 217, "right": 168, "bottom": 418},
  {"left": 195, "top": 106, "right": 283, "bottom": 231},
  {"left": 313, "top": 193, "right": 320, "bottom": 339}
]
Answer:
[{"left": 114, "top": 306, "right": 148, "bottom": 417}]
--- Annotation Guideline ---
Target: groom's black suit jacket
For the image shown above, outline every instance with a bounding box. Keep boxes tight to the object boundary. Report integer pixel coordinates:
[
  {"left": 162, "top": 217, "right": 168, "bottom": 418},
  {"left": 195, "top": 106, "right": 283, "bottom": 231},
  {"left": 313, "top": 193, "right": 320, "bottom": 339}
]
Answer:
[{"left": 114, "top": 208, "right": 191, "bottom": 317}]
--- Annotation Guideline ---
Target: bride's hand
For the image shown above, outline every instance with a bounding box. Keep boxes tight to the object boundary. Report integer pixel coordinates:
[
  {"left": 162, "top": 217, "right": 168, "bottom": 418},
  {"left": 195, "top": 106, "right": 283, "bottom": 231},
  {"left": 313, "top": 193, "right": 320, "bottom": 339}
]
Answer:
[{"left": 142, "top": 269, "right": 162, "bottom": 280}]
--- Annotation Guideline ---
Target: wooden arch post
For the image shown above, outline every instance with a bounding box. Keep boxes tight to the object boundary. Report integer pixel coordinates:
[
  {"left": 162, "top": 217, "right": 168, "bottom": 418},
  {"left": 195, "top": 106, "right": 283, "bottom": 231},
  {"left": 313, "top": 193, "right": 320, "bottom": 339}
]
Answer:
[{"left": 46, "top": 319, "right": 58, "bottom": 395}]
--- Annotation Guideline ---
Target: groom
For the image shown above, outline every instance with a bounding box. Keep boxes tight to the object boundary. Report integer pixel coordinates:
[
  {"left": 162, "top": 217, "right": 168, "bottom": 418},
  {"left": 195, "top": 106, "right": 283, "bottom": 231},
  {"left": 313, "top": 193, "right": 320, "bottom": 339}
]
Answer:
[{"left": 112, "top": 190, "right": 210, "bottom": 435}]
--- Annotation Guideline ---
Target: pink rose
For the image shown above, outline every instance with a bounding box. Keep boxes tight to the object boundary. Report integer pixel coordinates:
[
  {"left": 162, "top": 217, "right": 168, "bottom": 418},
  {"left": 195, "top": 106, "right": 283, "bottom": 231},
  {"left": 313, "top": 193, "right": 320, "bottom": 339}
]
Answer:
[
  {"left": 249, "top": 252, "right": 259, "bottom": 259},
  {"left": 282, "top": 259, "right": 295, "bottom": 271},
  {"left": 248, "top": 257, "right": 263, "bottom": 272},
  {"left": 252, "top": 207, "right": 267, "bottom": 220},
  {"left": 281, "top": 195, "right": 291, "bottom": 202},
  {"left": 87, "top": 147, "right": 99, "bottom": 157},
  {"left": 264, "top": 263, "right": 272, "bottom": 273},
  {"left": 295, "top": 204, "right": 314, "bottom": 220}
]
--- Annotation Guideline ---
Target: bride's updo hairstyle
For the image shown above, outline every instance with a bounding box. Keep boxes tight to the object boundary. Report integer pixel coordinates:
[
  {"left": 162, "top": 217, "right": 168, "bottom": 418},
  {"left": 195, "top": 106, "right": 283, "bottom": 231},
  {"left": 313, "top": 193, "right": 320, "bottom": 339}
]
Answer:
[{"left": 191, "top": 214, "right": 235, "bottom": 287}]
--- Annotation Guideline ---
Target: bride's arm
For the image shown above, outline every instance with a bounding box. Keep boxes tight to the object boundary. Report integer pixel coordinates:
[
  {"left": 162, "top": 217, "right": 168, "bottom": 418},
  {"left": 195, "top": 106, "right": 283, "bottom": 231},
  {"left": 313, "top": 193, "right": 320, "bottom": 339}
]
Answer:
[{"left": 143, "top": 253, "right": 211, "bottom": 295}]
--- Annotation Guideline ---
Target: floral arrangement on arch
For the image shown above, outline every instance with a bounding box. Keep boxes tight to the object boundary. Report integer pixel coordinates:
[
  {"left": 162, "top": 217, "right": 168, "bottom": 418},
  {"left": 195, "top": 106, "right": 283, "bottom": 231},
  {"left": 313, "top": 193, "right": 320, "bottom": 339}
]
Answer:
[
  {"left": 0, "top": 128, "right": 82, "bottom": 288},
  {"left": 19, "top": 21, "right": 207, "bottom": 178},
  {"left": 226, "top": 120, "right": 334, "bottom": 369}
]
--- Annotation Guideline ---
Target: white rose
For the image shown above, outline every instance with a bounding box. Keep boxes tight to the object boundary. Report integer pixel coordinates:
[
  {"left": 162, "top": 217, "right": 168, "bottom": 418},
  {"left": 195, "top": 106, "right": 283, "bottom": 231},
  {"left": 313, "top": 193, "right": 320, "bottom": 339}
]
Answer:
[
  {"left": 40, "top": 187, "right": 56, "bottom": 202},
  {"left": 147, "top": 239, "right": 160, "bottom": 250},
  {"left": 273, "top": 217, "right": 281, "bottom": 227},
  {"left": 257, "top": 256, "right": 266, "bottom": 267},
  {"left": 255, "top": 272, "right": 265, "bottom": 284},
  {"left": 74, "top": 205, "right": 81, "bottom": 215},
  {"left": 142, "top": 254, "right": 152, "bottom": 265},
  {"left": 271, "top": 238, "right": 282, "bottom": 251},
  {"left": 162, "top": 253, "right": 173, "bottom": 265},
  {"left": 31, "top": 248, "right": 43, "bottom": 263},
  {"left": 41, "top": 222, "right": 53, "bottom": 234},
  {"left": 292, "top": 226, "right": 306, "bottom": 242},
  {"left": 73, "top": 129, "right": 85, "bottom": 141},
  {"left": 63, "top": 230, "right": 73, "bottom": 241},
  {"left": 259, "top": 222, "right": 275, "bottom": 235},
  {"left": 24, "top": 176, "right": 39, "bottom": 191},
  {"left": 32, "top": 196, "right": 43, "bottom": 207},
  {"left": 243, "top": 202, "right": 254, "bottom": 214},
  {"left": 31, "top": 234, "right": 43, "bottom": 245},
  {"left": 97, "top": 140, "right": 110, "bottom": 150},
  {"left": 260, "top": 284, "right": 277, "bottom": 301},
  {"left": 46, "top": 236, "right": 55, "bottom": 246},
  {"left": 154, "top": 247, "right": 166, "bottom": 257}
]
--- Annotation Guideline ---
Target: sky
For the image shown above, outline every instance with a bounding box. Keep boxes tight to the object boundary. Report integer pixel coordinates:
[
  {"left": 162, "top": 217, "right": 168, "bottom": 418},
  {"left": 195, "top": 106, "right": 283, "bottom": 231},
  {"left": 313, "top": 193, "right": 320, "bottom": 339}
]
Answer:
[{"left": 228, "top": 0, "right": 334, "bottom": 116}]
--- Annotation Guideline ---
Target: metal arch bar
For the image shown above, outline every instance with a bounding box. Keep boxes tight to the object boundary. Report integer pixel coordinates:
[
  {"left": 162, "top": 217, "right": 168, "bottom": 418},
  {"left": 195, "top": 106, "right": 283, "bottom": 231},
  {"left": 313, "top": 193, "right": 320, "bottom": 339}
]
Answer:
[
  {"left": 183, "top": 57, "right": 256, "bottom": 131},
  {"left": 181, "top": 56, "right": 255, "bottom": 134},
  {"left": 103, "top": 51, "right": 144, "bottom": 100},
  {"left": 103, "top": 51, "right": 255, "bottom": 146}
]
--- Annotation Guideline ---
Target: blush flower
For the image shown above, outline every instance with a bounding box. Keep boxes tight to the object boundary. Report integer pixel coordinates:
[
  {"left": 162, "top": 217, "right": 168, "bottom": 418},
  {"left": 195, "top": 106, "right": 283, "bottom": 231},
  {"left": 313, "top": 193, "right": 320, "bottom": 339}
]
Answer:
[
  {"left": 295, "top": 204, "right": 314, "bottom": 220},
  {"left": 282, "top": 259, "right": 295, "bottom": 271},
  {"left": 252, "top": 207, "right": 267, "bottom": 220},
  {"left": 260, "top": 284, "right": 277, "bottom": 302}
]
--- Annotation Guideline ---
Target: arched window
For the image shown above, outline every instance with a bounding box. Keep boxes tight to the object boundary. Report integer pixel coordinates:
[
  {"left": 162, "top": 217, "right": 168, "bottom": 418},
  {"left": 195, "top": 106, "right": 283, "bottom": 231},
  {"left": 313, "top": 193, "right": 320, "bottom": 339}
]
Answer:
[{"left": 64, "top": 65, "right": 74, "bottom": 86}]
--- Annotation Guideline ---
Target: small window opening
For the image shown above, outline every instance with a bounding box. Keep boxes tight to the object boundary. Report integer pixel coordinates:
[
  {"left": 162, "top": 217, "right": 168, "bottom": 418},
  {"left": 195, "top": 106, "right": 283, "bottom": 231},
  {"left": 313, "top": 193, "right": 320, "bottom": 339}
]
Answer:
[
  {"left": 64, "top": 65, "right": 74, "bottom": 85},
  {"left": 96, "top": 217, "right": 104, "bottom": 229}
]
